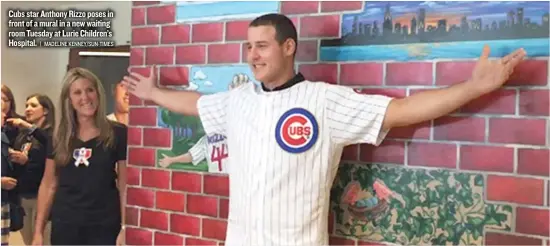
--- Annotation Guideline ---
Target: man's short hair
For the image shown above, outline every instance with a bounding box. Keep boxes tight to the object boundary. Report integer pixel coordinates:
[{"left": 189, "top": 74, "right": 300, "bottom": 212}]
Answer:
[{"left": 249, "top": 13, "right": 298, "bottom": 54}]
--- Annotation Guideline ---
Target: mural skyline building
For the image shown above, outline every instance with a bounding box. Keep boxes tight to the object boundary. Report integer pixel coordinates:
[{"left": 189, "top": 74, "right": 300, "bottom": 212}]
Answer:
[
  {"left": 319, "top": 1, "right": 549, "bottom": 61},
  {"left": 322, "top": 2, "right": 550, "bottom": 46}
]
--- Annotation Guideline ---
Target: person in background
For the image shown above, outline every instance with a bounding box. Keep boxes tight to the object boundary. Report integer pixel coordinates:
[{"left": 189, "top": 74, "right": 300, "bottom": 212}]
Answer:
[
  {"left": 106, "top": 81, "right": 129, "bottom": 126},
  {"left": 32, "top": 68, "right": 127, "bottom": 246},
  {"left": 1, "top": 111, "right": 17, "bottom": 246},
  {"left": 7, "top": 93, "right": 55, "bottom": 245},
  {"left": 1, "top": 85, "right": 24, "bottom": 145}
]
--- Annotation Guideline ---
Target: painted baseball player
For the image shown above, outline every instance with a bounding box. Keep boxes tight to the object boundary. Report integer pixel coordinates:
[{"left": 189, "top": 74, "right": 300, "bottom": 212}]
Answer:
[
  {"left": 158, "top": 73, "right": 251, "bottom": 173},
  {"left": 124, "top": 13, "right": 526, "bottom": 246}
]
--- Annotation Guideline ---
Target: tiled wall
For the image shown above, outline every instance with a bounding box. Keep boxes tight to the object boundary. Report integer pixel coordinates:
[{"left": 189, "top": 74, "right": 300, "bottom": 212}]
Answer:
[{"left": 127, "top": 1, "right": 549, "bottom": 245}]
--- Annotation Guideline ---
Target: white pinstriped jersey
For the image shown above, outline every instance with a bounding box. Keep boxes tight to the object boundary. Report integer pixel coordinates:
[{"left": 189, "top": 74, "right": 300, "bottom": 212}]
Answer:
[
  {"left": 188, "top": 134, "right": 229, "bottom": 173},
  {"left": 197, "top": 80, "right": 393, "bottom": 246}
]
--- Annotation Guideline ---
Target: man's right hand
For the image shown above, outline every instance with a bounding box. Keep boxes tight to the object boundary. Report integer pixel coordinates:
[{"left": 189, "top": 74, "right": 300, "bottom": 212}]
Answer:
[
  {"left": 1, "top": 177, "right": 17, "bottom": 190},
  {"left": 123, "top": 65, "right": 202, "bottom": 116},
  {"left": 123, "top": 66, "right": 157, "bottom": 101}
]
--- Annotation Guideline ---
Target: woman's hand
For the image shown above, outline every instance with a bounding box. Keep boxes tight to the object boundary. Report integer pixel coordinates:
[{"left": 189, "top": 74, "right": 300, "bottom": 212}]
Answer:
[
  {"left": 9, "top": 149, "right": 28, "bottom": 165},
  {"left": 6, "top": 118, "right": 33, "bottom": 129},
  {"left": 116, "top": 228, "right": 125, "bottom": 246},
  {"left": 31, "top": 233, "right": 43, "bottom": 246},
  {"left": 1, "top": 177, "right": 17, "bottom": 190}
]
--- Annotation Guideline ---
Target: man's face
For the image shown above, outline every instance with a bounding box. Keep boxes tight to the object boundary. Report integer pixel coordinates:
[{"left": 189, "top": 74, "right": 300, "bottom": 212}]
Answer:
[
  {"left": 114, "top": 82, "right": 129, "bottom": 113},
  {"left": 246, "top": 25, "right": 293, "bottom": 83}
]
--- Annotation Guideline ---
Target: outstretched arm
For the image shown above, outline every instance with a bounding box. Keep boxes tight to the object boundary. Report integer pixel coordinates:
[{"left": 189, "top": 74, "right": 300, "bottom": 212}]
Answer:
[
  {"left": 150, "top": 87, "right": 201, "bottom": 117},
  {"left": 125, "top": 66, "right": 231, "bottom": 137},
  {"left": 5, "top": 118, "right": 49, "bottom": 145},
  {"left": 381, "top": 46, "right": 526, "bottom": 131},
  {"left": 123, "top": 66, "right": 201, "bottom": 116},
  {"left": 326, "top": 46, "right": 526, "bottom": 147}
]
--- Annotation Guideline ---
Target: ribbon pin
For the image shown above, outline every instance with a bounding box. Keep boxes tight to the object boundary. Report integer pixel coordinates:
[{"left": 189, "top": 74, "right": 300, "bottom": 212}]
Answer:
[{"left": 73, "top": 148, "right": 92, "bottom": 167}]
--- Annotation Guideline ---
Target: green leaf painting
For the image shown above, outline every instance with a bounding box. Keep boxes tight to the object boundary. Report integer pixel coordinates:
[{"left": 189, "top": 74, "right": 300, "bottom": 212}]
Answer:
[
  {"left": 331, "top": 163, "right": 512, "bottom": 245},
  {"left": 155, "top": 107, "right": 208, "bottom": 172}
]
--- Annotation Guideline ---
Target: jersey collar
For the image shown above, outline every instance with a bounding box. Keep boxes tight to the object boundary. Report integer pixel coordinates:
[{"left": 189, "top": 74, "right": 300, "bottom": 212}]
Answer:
[{"left": 261, "top": 73, "right": 305, "bottom": 92}]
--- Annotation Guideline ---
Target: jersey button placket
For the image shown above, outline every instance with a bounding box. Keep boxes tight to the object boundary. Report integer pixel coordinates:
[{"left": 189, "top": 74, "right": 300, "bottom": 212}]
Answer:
[{"left": 256, "top": 95, "right": 271, "bottom": 242}]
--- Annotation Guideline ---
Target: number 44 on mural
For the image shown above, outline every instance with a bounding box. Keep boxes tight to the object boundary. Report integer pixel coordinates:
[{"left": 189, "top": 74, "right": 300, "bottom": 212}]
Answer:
[{"left": 157, "top": 72, "right": 253, "bottom": 173}]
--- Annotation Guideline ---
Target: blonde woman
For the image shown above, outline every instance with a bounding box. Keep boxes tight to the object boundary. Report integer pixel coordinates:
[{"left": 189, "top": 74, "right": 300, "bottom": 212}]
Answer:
[{"left": 32, "top": 68, "right": 127, "bottom": 245}]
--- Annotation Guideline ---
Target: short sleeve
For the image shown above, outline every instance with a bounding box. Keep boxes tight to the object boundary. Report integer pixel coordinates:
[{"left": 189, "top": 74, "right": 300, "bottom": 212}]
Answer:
[
  {"left": 197, "top": 91, "right": 230, "bottom": 136},
  {"left": 46, "top": 134, "right": 55, "bottom": 159},
  {"left": 188, "top": 135, "right": 207, "bottom": 165},
  {"left": 115, "top": 124, "right": 128, "bottom": 161},
  {"left": 325, "top": 85, "right": 394, "bottom": 146}
]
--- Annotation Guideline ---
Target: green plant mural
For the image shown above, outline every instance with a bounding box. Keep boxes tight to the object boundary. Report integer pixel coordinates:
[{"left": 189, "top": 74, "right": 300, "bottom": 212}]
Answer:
[
  {"left": 155, "top": 107, "right": 208, "bottom": 171},
  {"left": 330, "top": 163, "right": 512, "bottom": 245},
  {"left": 152, "top": 65, "right": 259, "bottom": 173}
]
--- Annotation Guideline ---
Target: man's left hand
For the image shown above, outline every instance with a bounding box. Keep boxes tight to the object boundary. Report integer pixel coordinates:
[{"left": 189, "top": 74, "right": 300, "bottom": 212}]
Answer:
[{"left": 468, "top": 45, "right": 526, "bottom": 95}]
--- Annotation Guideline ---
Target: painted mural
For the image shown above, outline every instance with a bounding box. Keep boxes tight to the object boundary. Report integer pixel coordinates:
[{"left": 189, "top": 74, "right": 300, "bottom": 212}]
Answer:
[
  {"left": 331, "top": 163, "right": 513, "bottom": 245},
  {"left": 320, "top": 1, "right": 550, "bottom": 61},
  {"left": 155, "top": 0, "right": 271, "bottom": 173},
  {"left": 168, "top": 0, "right": 280, "bottom": 22},
  {"left": 156, "top": 65, "right": 259, "bottom": 173},
  {"left": 154, "top": 1, "right": 526, "bottom": 244}
]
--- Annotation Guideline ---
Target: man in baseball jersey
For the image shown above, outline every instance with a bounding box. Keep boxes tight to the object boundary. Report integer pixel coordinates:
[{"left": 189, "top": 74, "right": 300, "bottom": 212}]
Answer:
[
  {"left": 124, "top": 13, "right": 526, "bottom": 246},
  {"left": 158, "top": 73, "right": 252, "bottom": 173}
]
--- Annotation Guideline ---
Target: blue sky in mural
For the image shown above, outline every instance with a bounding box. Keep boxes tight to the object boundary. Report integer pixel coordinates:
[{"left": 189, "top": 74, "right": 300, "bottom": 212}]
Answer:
[
  {"left": 173, "top": 1, "right": 279, "bottom": 22},
  {"left": 320, "top": 1, "right": 549, "bottom": 62},
  {"left": 187, "top": 65, "right": 259, "bottom": 95}
]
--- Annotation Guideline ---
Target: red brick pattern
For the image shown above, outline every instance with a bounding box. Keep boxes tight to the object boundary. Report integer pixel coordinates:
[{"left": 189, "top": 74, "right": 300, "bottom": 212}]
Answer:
[
  {"left": 161, "top": 24, "right": 190, "bottom": 44},
  {"left": 300, "top": 15, "right": 340, "bottom": 37},
  {"left": 225, "top": 20, "right": 251, "bottom": 41},
  {"left": 130, "top": 1, "right": 549, "bottom": 245},
  {"left": 487, "top": 175, "right": 545, "bottom": 205},
  {"left": 340, "top": 63, "right": 384, "bottom": 86},
  {"left": 386, "top": 62, "right": 433, "bottom": 85}
]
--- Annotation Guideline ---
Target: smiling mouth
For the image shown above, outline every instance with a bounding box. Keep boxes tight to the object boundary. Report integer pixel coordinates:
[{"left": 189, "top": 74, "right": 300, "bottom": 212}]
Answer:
[{"left": 81, "top": 103, "right": 94, "bottom": 109}]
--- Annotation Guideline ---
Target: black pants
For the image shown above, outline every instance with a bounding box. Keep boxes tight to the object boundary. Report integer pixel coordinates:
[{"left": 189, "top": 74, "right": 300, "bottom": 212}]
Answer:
[{"left": 51, "top": 221, "right": 120, "bottom": 245}]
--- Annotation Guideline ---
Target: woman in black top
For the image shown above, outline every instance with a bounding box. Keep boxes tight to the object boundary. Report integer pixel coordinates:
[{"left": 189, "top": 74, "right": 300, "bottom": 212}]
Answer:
[
  {"left": 1, "top": 85, "right": 24, "bottom": 145},
  {"left": 1, "top": 111, "right": 17, "bottom": 246},
  {"left": 32, "top": 67, "right": 127, "bottom": 246},
  {"left": 7, "top": 93, "right": 55, "bottom": 245}
]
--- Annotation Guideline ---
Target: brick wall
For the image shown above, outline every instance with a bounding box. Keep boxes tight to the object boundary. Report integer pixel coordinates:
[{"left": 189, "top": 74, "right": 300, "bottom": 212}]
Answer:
[{"left": 127, "top": 1, "right": 549, "bottom": 245}]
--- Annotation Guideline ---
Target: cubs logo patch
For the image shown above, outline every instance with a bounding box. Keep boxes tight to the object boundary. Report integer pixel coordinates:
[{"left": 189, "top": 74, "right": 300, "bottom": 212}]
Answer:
[{"left": 275, "top": 108, "right": 319, "bottom": 153}]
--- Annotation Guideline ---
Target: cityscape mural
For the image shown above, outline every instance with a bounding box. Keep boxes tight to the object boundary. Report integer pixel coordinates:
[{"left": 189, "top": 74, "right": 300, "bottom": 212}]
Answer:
[{"left": 320, "top": 1, "right": 550, "bottom": 61}]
